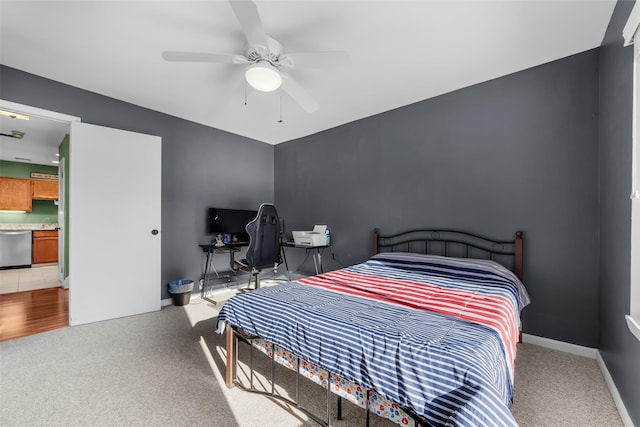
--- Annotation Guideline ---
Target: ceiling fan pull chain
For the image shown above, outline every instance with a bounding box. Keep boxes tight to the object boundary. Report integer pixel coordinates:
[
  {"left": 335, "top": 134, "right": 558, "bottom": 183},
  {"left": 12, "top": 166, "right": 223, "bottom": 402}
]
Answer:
[{"left": 278, "top": 95, "right": 283, "bottom": 123}]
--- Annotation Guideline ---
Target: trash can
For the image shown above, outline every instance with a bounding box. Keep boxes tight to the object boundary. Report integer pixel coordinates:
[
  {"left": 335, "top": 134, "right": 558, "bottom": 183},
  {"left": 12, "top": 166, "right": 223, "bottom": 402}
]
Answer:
[{"left": 168, "top": 279, "right": 194, "bottom": 306}]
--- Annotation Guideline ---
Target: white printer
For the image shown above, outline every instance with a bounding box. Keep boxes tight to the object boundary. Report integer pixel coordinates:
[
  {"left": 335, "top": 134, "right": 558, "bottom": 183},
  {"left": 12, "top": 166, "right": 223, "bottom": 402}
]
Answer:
[{"left": 292, "top": 225, "right": 328, "bottom": 246}]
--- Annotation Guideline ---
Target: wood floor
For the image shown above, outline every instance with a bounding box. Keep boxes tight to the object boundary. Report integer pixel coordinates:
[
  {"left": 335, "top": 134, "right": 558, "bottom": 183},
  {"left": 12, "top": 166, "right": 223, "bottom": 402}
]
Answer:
[{"left": 0, "top": 287, "right": 68, "bottom": 341}]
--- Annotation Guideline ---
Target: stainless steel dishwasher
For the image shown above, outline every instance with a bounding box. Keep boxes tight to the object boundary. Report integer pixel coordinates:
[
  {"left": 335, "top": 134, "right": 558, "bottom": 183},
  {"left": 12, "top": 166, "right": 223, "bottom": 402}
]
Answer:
[{"left": 0, "top": 230, "right": 32, "bottom": 268}]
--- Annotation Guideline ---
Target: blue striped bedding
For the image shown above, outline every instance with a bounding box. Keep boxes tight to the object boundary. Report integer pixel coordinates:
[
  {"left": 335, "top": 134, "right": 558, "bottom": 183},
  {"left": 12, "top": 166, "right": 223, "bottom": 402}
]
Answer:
[{"left": 217, "top": 253, "right": 530, "bottom": 426}]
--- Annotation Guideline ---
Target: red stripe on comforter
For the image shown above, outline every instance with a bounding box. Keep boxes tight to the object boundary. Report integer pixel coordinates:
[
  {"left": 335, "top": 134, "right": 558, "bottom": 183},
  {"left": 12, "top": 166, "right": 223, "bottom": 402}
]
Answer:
[{"left": 298, "top": 269, "right": 519, "bottom": 377}]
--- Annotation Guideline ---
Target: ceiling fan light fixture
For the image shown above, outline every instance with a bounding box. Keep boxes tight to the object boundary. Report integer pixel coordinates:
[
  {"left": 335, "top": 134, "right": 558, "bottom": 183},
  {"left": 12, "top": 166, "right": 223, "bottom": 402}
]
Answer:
[{"left": 245, "top": 61, "right": 282, "bottom": 92}]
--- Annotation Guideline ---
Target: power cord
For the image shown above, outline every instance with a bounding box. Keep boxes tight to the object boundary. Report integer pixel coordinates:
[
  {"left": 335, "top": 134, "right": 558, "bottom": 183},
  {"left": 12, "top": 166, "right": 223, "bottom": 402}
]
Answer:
[
  {"left": 289, "top": 250, "right": 312, "bottom": 274},
  {"left": 330, "top": 247, "right": 347, "bottom": 269}
]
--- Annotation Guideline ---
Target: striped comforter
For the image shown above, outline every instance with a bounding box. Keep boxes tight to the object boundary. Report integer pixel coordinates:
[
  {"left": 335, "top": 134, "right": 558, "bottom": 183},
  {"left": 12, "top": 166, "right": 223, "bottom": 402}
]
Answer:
[{"left": 217, "top": 253, "right": 530, "bottom": 426}]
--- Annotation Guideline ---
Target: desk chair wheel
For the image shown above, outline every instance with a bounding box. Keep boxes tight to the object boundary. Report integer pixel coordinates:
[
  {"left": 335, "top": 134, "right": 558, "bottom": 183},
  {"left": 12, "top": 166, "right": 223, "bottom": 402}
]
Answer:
[{"left": 237, "top": 268, "right": 260, "bottom": 293}]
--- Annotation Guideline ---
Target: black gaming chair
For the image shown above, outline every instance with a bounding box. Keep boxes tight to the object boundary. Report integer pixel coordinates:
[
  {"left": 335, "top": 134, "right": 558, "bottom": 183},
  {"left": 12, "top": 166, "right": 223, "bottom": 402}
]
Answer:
[{"left": 231, "top": 203, "right": 282, "bottom": 290}]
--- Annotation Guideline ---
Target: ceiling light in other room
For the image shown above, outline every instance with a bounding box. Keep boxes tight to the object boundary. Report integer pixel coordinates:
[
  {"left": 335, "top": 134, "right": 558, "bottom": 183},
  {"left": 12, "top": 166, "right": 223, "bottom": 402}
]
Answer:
[
  {"left": 0, "top": 130, "right": 25, "bottom": 139},
  {"left": 245, "top": 61, "right": 282, "bottom": 92},
  {"left": 0, "top": 110, "right": 29, "bottom": 120}
]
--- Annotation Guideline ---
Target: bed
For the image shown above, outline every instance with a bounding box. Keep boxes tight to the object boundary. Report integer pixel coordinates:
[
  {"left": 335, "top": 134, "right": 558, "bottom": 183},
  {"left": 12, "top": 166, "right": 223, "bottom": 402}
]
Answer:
[{"left": 216, "top": 228, "right": 530, "bottom": 426}]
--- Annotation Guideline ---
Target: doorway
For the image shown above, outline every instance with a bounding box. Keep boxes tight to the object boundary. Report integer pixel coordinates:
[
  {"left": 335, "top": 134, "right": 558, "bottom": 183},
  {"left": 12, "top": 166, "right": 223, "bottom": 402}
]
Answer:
[
  {"left": 0, "top": 101, "right": 74, "bottom": 297},
  {"left": 0, "top": 100, "right": 75, "bottom": 339}
]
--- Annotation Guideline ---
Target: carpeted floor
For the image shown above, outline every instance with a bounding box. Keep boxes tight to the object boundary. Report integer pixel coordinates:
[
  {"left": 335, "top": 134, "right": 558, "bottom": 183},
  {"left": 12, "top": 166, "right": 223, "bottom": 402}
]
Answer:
[
  {"left": 510, "top": 342, "right": 623, "bottom": 427},
  {"left": 0, "top": 293, "right": 624, "bottom": 427}
]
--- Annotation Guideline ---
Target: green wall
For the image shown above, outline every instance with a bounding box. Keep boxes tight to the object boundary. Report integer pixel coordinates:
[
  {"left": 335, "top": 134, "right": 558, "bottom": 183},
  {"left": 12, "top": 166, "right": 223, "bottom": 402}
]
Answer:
[{"left": 0, "top": 160, "right": 58, "bottom": 224}]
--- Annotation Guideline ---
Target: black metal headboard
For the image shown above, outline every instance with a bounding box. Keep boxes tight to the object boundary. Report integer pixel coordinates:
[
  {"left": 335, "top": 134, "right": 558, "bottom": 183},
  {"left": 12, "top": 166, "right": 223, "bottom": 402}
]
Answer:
[{"left": 373, "top": 228, "right": 523, "bottom": 280}]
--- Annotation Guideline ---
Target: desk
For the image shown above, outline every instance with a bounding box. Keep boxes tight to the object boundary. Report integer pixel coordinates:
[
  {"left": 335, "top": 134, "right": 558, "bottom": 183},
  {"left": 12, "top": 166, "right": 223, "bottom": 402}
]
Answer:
[
  {"left": 282, "top": 241, "right": 330, "bottom": 275},
  {"left": 199, "top": 242, "right": 248, "bottom": 298}
]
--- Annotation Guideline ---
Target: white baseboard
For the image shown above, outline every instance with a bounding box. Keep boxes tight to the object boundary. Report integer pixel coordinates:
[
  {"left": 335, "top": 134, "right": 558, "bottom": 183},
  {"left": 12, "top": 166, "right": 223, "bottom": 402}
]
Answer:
[
  {"left": 596, "top": 352, "right": 635, "bottom": 427},
  {"left": 521, "top": 333, "right": 597, "bottom": 358},
  {"left": 521, "top": 334, "right": 634, "bottom": 427}
]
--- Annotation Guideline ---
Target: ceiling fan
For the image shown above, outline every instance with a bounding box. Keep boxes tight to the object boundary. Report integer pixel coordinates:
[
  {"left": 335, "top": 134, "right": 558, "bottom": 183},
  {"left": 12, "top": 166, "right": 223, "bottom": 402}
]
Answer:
[{"left": 162, "top": 0, "right": 350, "bottom": 113}]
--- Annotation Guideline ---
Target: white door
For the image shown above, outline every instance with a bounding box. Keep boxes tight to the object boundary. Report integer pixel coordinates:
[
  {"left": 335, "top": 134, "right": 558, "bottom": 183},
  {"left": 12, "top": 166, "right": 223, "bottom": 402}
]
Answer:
[{"left": 69, "top": 122, "right": 161, "bottom": 326}]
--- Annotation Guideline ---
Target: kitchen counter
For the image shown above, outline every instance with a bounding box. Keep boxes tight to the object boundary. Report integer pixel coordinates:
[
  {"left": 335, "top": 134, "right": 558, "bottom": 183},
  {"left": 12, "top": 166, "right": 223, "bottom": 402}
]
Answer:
[{"left": 0, "top": 223, "right": 58, "bottom": 231}]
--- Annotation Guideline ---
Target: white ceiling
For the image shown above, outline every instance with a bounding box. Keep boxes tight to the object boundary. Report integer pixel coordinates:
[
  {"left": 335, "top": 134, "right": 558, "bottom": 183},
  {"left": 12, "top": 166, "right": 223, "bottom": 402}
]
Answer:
[
  {"left": 0, "top": 113, "right": 69, "bottom": 166},
  {"left": 0, "top": 0, "right": 617, "bottom": 155}
]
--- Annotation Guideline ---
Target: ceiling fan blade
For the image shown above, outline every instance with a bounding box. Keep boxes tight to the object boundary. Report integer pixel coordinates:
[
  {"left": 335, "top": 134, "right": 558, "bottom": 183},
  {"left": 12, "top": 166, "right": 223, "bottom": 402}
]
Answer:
[
  {"left": 280, "top": 74, "right": 319, "bottom": 113},
  {"left": 279, "top": 52, "right": 351, "bottom": 69},
  {"left": 162, "top": 51, "right": 248, "bottom": 64},
  {"left": 228, "top": 0, "right": 269, "bottom": 49}
]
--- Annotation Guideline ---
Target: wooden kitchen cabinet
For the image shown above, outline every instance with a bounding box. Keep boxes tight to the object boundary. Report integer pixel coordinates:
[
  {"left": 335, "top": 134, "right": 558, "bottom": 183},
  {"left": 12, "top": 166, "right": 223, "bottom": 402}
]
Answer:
[
  {"left": 0, "top": 177, "right": 32, "bottom": 212},
  {"left": 32, "top": 230, "right": 58, "bottom": 264},
  {"left": 31, "top": 179, "right": 58, "bottom": 200}
]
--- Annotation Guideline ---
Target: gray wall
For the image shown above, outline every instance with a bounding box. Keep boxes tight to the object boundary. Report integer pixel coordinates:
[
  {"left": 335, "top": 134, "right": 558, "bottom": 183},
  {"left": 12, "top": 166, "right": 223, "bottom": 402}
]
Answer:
[
  {"left": 598, "top": 1, "right": 640, "bottom": 424},
  {"left": 275, "top": 50, "right": 601, "bottom": 347},
  {"left": 0, "top": 66, "right": 274, "bottom": 299}
]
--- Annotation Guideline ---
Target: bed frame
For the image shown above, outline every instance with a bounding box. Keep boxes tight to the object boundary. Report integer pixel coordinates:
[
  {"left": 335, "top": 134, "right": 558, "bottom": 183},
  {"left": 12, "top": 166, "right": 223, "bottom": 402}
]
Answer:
[
  {"left": 373, "top": 228, "right": 523, "bottom": 281},
  {"left": 224, "top": 228, "right": 524, "bottom": 426}
]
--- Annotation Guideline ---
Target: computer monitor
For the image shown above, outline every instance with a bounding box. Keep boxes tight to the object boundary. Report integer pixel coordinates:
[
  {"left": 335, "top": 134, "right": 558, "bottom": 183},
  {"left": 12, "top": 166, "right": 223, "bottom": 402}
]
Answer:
[{"left": 208, "top": 208, "right": 258, "bottom": 242}]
